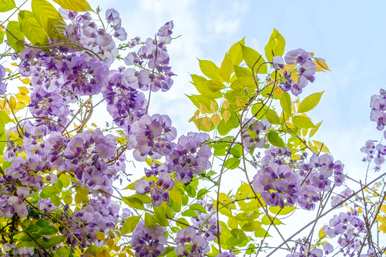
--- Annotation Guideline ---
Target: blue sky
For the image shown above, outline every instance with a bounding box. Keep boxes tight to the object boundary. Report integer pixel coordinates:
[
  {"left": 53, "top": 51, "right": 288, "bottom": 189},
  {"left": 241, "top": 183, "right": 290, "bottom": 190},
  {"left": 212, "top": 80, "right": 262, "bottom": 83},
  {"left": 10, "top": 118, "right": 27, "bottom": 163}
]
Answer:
[{"left": 94, "top": 0, "right": 386, "bottom": 178}]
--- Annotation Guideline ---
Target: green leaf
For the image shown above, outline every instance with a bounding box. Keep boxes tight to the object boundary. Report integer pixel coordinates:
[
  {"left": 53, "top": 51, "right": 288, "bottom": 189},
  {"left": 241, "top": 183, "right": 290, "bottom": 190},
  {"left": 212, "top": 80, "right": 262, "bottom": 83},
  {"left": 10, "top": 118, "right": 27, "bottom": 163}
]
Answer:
[
  {"left": 62, "top": 190, "right": 72, "bottom": 205},
  {"left": 0, "top": 30, "right": 4, "bottom": 44},
  {"left": 227, "top": 39, "right": 244, "bottom": 65},
  {"left": 262, "top": 215, "right": 281, "bottom": 225},
  {"left": 154, "top": 204, "right": 169, "bottom": 226},
  {"left": 19, "top": 10, "right": 48, "bottom": 45},
  {"left": 190, "top": 203, "right": 207, "bottom": 213},
  {"left": 254, "top": 227, "right": 269, "bottom": 237},
  {"left": 211, "top": 138, "right": 232, "bottom": 156},
  {"left": 228, "top": 229, "right": 249, "bottom": 247},
  {"left": 298, "top": 91, "right": 324, "bottom": 113},
  {"left": 217, "top": 111, "right": 239, "bottom": 136},
  {"left": 264, "top": 28, "right": 285, "bottom": 61},
  {"left": 197, "top": 188, "right": 209, "bottom": 199},
  {"left": 0, "top": 0, "right": 15, "bottom": 12},
  {"left": 121, "top": 216, "right": 140, "bottom": 234},
  {"left": 219, "top": 53, "right": 233, "bottom": 82},
  {"left": 32, "top": 0, "right": 65, "bottom": 39},
  {"left": 242, "top": 221, "right": 262, "bottom": 231},
  {"left": 6, "top": 21, "right": 24, "bottom": 52},
  {"left": 54, "top": 247, "right": 70, "bottom": 257},
  {"left": 218, "top": 193, "right": 235, "bottom": 216},
  {"left": 75, "top": 186, "right": 89, "bottom": 204},
  {"left": 269, "top": 206, "right": 296, "bottom": 215},
  {"left": 280, "top": 92, "right": 291, "bottom": 116},
  {"left": 123, "top": 194, "right": 151, "bottom": 210},
  {"left": 53, "top": 0, "right": 91, "bottom": 11},
  {"left": 0, "top": 111, "right": 10, "bottom": 124},
  {"left": 169, "top": 186, "right": 183, "bottom": 212},
  {"left": 191, "top": 75, "right": 223, "bottom": 99},
  {"left": 188, "top": 94, "right": 218, "bottom": 113},
  {"left": 182, "top": 209, "right": 198, "bottom": 217},
  {"left": 267, "top": 130, "right": 285, "bottom": 147},
  {"left": 230, "top": 144, "right": 242, "bottom": 158},
  {"left": 233, "top": 65, "right": 255, "bottom": 88},
  {"left": 30, "top": 220, "right": 57, "bottom": 236},
  {"left": 293, "top": 115, "right": 315, "bottom": 128},
  {"left": 176, "top": 217, "right": 190, "bottom": 228},
  {"left": 309, "top": 121, "right": 322, "bottom": 137},
  {"left": 41, "top": 235, "right": 64, "bottom": 248},
  {"left": 241, "top": 45, "right": 267, "bottom": 74},
  {"left": 0, "top": 125, "right": 6, "bottom": 154},
  {"left": 144, "top": 213, "right": 157, "bottom": 227},
  {"left": 58, "top": 173, "right": 71, "bottom": 188},
  {"left": 224, "top": 157, "right": 240, "bottom": 170},
  {"left": 40, "top": 185, "right": 60, "bottom": 199},
  {"left": 311, "top": 140, "right": 330, "bottom": 153},
  {"left": 199, "top": 59, "right": 223, "bottom": 81},
  {"left": 265, "top": 108, "right": 280, "bottom": 124}
]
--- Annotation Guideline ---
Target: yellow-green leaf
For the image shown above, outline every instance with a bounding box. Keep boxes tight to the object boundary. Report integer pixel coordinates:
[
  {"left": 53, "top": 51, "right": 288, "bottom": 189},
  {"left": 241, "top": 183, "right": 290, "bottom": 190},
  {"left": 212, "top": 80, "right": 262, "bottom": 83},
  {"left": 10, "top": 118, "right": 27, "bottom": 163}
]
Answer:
[
  {"left": 224, "top": 157, "right": 240, "bottom": 170},
  {"left": 309, "top": 121, "right": 322, "bottom": 137},
  {"left": 265, "top": 108, "right": 280, "bottom": 124},
  {"left": 199, "top": 59, "right": 223, "bottom": 81},
  {"left": 121, "top": 216, "right": 140, "bottom": 234},
  {"left": 32, "top": 0, "right": 65, "bottom": 39},
  {"left": 264, "top": 28, "right": 285, "bottom": 61},
  {"left": 298, "top": 92, "right": 324, "bottom": 113},
  {"left": 0, "top": 0, "right": 15, "bottom": 12},
  {"left": 227, "top": 38, "right": 244, "bottom": 65},
  {"left": 280, "top": 92, "right": 292, "bottom": 116},
  {"left": 219, "top": 53, "right": 233, "bottom": 82},
  {"left": 75, "top": 186, "right": 89, "bottom": 204},
  {"left": 54, "top": 247, "right": 70, "bottom": 257},
  {"left": 267, "top": 130, "right": 285, "bottom": 147},
  {"left": 269, "top": 206, "right": 296, "bottom": 215},
  {"left": 19, "top": 10, "right": 48, "bottom": 45},
  {"left": 6, "top": 21, "right": 24, "bottom": 52},
  {"left": 293, "top": 115, "right": 315, "bottom": 128},
  {"left": 242, "top": 45, "right": 267, "bottom": 74},
  {"left": 58, "top": 173, "right": 71, "bottom": 187},
  {"left": 311, "top": 140, "right": 329, "bottom": 153},
  {"left": 0, "top": 29, "right": 4, "bottom": 44},
  {"left": 53, "top": 0, "right": 91, "bottom": 11},
  {"left": 255, "top": 227, "right": 269, "bottom": 237}
]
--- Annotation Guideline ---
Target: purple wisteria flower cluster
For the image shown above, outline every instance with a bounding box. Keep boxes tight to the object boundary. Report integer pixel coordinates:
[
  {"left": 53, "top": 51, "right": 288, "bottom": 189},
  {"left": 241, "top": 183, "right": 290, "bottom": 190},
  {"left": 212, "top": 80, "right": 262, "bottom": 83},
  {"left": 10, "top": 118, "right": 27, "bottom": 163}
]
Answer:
[
  {"left": 131, "top": 221, "right": 167, "bottom": 257},
  {"left": 252, "top": 147, "right": 344, "bottom": 209},
  {"left": 242, "top": 119, "right": 270, "bottom": 152},
  {"left": 361, "top": 139, "right": 386, "bottom": 171},
  {"left": 123, "top": 21, "right": 175, "bottom": 92},
  {"left": 0, "top": 65, "right": 7, "bottom": 95},
  {"left": 176, "top": 227, "right": 210, "bottom": 257},
  {"left": 66, "top": 197, "right": 120, "bottom": 247},
  {"left": 135, "top": 131, "right": 211, "bottom": 205},
  {"left": 274, "top": 48, "right": 316, "bottom": 96},
  {"left": 322, "top": 210, "right": 368, "bottom": 256},
  {"left": 370, "top": 89, "right": 386, "bottom": 131},
  {"left": 286, "top": 239, "right": 332, "bottom": 257},
  {"left": 360, "top": 88, "right": 386, "bottom": 171}
]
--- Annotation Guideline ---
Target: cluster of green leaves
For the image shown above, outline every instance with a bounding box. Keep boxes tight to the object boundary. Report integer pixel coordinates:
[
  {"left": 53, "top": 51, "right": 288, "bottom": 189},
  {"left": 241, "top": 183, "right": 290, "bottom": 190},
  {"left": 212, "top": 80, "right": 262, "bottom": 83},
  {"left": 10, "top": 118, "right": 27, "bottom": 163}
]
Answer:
[
  {"left": 190, "top": 29, "right": 329, "bottom": 158},
  {"left": 187, "top": 28, "right": 331, "bottom": 253},
  {"left": 123, "top": 173, "right": 210, "bottom": 234}
]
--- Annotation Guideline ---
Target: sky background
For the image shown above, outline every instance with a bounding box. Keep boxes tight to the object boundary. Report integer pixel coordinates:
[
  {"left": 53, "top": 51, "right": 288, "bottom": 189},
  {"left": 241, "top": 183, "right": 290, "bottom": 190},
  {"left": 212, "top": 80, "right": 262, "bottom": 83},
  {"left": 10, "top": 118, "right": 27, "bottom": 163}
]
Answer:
[{"left": 87, "top": 0, "right": 386, "bottom": 181}]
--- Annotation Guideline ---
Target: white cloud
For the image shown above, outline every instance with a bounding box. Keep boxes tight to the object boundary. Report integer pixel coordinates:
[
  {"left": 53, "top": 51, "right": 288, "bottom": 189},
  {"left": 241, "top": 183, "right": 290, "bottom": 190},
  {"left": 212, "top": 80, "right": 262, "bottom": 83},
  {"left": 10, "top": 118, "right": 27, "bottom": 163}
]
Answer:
[{"left": 211, "top": 17, "right": 240, "bottom": 35}]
